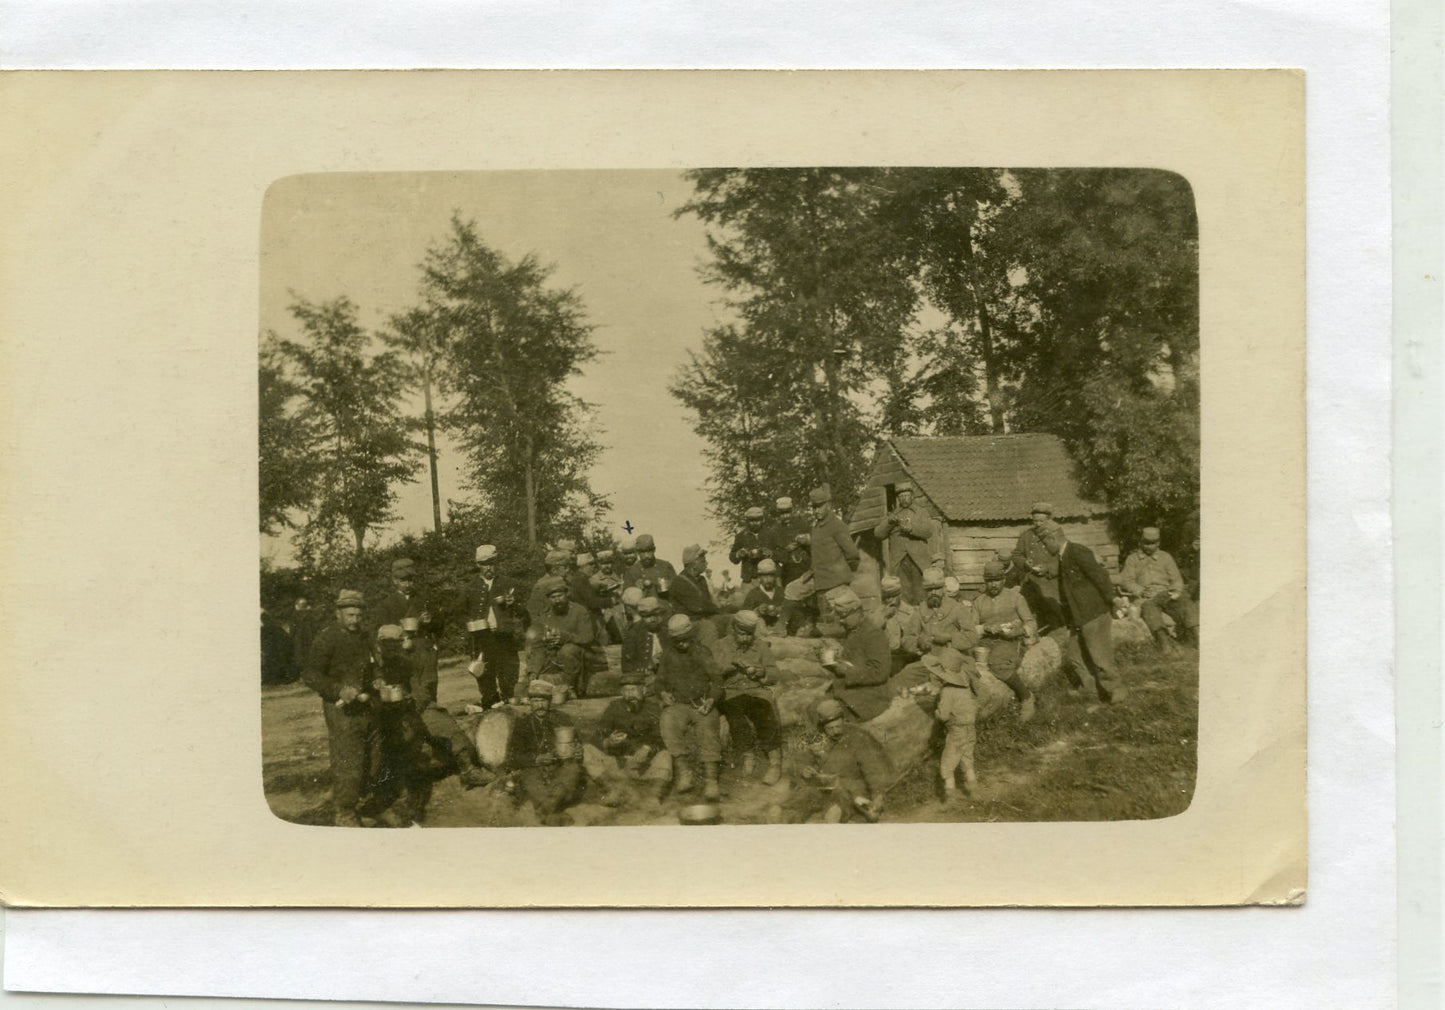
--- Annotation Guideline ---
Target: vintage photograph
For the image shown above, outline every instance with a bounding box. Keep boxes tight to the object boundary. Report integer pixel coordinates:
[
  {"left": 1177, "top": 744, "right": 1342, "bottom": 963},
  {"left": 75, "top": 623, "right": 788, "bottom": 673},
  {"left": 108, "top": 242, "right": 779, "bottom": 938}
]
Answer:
[{"left": 259, "top": 167, "right": 1200, "bottom": 829}]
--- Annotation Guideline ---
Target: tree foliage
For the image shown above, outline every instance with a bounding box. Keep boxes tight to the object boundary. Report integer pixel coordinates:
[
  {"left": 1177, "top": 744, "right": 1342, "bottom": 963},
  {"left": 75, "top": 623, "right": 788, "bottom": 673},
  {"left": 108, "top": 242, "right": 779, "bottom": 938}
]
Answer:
[{"left": 258, "top": 337, "right": 317, "bottom": 534}]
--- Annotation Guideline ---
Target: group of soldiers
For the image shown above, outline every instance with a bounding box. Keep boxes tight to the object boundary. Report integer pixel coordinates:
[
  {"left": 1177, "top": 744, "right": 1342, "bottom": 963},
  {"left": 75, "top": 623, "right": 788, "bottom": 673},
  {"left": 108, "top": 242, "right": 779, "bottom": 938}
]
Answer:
[{"left": 296, "top": 482, "right": 1199, "bottom": 826}]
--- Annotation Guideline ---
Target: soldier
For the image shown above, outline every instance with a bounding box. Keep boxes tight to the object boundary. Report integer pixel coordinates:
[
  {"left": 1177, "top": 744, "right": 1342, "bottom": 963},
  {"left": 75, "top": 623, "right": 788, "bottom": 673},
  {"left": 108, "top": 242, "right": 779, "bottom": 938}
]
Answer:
[
  {"left": 372, "top": 558, "right": 441, "bottom": 703},
  {"left": 943, "top": 575, "right": 964, "bottom": 603},
  {"left": 571, "top": 551, "right": 619, "bottom": 667},
  {"left": 1009, "top": 501, "right": 1065, "bottom": 631},
  {"left": 972, "top": 559, "right": 1041, "bottom": 721},
  {"left": 1119, "top": 526, "right": 1198, "bottom": 651},
  {"left": 927, "top": 633, "right": 981, "bottom": 807},
  {"left": 781, "top": 698, "right": 894, "bottom": 823},
  {"left": 526, "top": 549, "right": 575, "bottom": 620},
  {"left": 808, "top": 485, "right": 860, "bottom": 611},
  {"left": 392, "top": 622, "right": 493, "bottom": 789},
  {"left": 873, "top": 481, "right": 937, "bottom": 604},
  {"left": 1040, "top": 522, "right": 1128, "bottom": 703},
  {"left": 368, "top": 624, "right": 431, "bottom": 826},
  {"left": 587, "top": 670, "right": 673, "bottom": 802},
  {"left": 742, "top": 558, "right": 787, "bottom": 636},
  {"left": 527, "top": 575, "right": 596, "bottom": 700},
  {"left": 302, "top": 589, "right": 381, "bottom": 827},
  {"left": 820, "top": 586, "right": 892, "bottom": 721},
  {"left": 618, "top": 585, "right": 645, "bottom": 628},
  {"left": 617, "top": 535, "right": 640, "bottom": 573},
  {"left": 767, "top": 496, "right": 813, "bottom": 586},
  {"left": 917, "top": 567, "right": 981, "bottom": 654},
  {"left": 624, "top": 533, "right": 678, "bottom": 596},
  {"left": 621, "top": 595, "right": 674, "bottom": 680},
  {"left": 729, "top": 506, "right": 773, "bottom": 589},
  {"left": 504, "top": 680, "right": 585, "bottom": 826},
  {"left": 880, "top": 575, "right": 925, "bottom": 674},
  {"left": 710, "top": 610, "right": 784, "bottom": 784},
  {"left": 668, "top": 543, "right": 720, "bottom": 642},
  {"left": 462, "top": 544, "right": 528, "bottom": 707},
  {"left": 655, "top": 613, "right": 725, "bottom": 800}
]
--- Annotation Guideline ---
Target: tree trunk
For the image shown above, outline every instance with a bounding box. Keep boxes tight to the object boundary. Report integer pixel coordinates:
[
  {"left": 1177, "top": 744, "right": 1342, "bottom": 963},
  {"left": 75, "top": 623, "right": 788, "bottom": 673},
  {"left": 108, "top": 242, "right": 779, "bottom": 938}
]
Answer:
[
  {"left": 351, "top": 522, "right": 366, "bottom": 559},
  {"left": 961, "top": 215, "right": 1006, "bottom": 434},
  {"left": 422, "top": 359, "right": 442, "bottom": 534},
  {"left": 522, "top": 435, "right": 538, "bottom": 551}
]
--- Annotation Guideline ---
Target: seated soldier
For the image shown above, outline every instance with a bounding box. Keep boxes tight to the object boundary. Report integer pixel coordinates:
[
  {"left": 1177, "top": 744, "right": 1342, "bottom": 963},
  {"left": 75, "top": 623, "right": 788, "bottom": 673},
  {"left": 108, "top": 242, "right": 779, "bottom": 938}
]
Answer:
[
  {"left": 620, "top": 595, "right": 673, "bottom": 685},
  {"left": 526, "top": 575, "right": 596, "bottom": 700},
  {"left": 778, "top": 698, "right": 894, "bottom": 823},
  {"left": 624, "top": 533, "right": 678, "bottom": 596},
  {"left": 820, "top": 586, "right": 893, "bottom": 721},
  {"left": 710, "top": 610, "right": 784, "bottom": 785},
  {"left": 526, "top": 549, "right": 576, "bottom": 620},
  {"left": 742, "top": 558, "right": 788, "bottom": 637},
  {"left": 917, "top": 567, "right": 980, "bottom": 654},
  {"left": 370, "top": 624, "right": 431, "bottom": 826},
  {"left": 585, "top": 670, "right": 673, "bottom": 802},
  {"left": 880, "top": 575, "right": 924, "bottom": 674},
  {"left": 504, "top": 679, "right": 585, "bottom": 826},
  {"left": 888, "top": 630, "right": 964, "bottom": 706},
  {"left": 1119, "top": 526, "right": 1199, "bottom": 651},
  {"left": 972, "top": 559, "right": 1041, "bottom": 722},
  {"left": 655, "top": 613, "right": 725, "bottom": 800},
  {"left": 396, "top": 621, "right": 492, "bottom": 789}
]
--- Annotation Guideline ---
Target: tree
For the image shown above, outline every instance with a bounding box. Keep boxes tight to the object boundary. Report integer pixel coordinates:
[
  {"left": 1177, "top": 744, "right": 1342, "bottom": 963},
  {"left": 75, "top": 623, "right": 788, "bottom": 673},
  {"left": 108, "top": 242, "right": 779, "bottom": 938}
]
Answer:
[
  {"left": 383, "top": 307, "right": 446, "bottom": 533},
  {"left": 258, "top": 335, "right": 317, "bottom": 534},
  {"left": 673, "top": 168, "right": 920, "bottom": 527},
  {"left": 271, "top": 295, "right": 421, "bottom": 559},
  {"left": 415, "top": 215, "right": 608, "bottom": 552}
]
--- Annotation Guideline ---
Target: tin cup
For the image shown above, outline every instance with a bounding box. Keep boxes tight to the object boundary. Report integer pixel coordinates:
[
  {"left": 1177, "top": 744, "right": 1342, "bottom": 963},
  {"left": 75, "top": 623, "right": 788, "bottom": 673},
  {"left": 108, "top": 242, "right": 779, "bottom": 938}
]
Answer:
[
  {"left": 401, "top": 617, "right": 420, "bottom": 633},
  {"left": 820, "top": 645, "right": 837, "bottom": 666},
  {"left": 658, "top": 577, "right": 671, "bottom": 593},
  {"left": 553, "top": 725, "right": 577, "bottom": 760}
]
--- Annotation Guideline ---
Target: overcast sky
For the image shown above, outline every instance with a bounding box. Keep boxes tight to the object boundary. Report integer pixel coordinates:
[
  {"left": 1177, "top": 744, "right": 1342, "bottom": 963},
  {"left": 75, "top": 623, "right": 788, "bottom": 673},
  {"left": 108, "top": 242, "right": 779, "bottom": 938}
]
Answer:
[{"left": 259, "top": 170, "right": 742, "bottom": 577}]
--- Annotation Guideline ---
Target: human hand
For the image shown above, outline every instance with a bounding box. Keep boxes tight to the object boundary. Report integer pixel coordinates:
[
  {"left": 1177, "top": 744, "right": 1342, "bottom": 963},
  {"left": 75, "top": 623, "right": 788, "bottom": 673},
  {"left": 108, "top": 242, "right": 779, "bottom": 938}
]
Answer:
[
  {"left": 698, "top": 699, "right": 714, "bottom": 715},
  {"left": 608, "top": 731, "right": 629, "bottom": 746},
  {"left": 338, "top": 686, "right": 360, "bottom": 704},
  {"left": 419, "top": 610, "right": 432, "bottom": 624}
]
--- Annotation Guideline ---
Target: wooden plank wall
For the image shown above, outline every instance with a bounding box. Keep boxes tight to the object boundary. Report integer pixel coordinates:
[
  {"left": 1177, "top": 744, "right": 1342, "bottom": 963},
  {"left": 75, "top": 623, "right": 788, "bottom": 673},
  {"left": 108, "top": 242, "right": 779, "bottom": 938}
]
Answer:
[{"left": 947, "top": 516, "right": 1117, "bottom": 589}]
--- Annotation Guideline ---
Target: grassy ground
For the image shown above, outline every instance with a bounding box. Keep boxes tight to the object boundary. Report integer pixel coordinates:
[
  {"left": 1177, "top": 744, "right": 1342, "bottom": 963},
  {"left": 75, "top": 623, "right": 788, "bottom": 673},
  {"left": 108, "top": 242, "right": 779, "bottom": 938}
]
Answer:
[{"left": 261, "top": 639, "right": 1197, "bottom": 827}]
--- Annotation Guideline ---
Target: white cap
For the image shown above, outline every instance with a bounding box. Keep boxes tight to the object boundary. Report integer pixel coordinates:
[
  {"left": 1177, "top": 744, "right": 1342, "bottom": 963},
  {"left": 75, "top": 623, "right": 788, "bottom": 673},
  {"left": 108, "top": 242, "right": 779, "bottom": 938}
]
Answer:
[{"left": 475, "top": 544, "right": 498, "bottom": 563}]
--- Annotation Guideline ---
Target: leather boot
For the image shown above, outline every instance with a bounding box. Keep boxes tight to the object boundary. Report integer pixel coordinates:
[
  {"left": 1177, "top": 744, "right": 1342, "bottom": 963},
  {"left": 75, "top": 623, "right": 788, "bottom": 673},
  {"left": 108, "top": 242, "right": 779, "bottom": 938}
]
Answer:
[
  {"left": 741, "top": 752, "right": 756, "bottom": 776},
  {"left": 702, "top": 761, "right": 721, "bottom": 800},
  {"left": 761, "top": 750, "right": 783, "bottom": 785},
  {"left": 674, "top": 758, "right": 696, "bottom": 794},
  {"left": 455, "top": 741, "right": 493, "bottom": 789}
]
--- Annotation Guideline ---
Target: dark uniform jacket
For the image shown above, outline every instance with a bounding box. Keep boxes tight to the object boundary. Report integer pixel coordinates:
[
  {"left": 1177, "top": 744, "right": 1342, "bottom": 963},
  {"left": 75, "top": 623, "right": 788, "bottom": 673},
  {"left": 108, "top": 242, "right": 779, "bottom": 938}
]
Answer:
[
  {"left": 621, "top": 619, "right": 674, "bottom": 673},
  {"left": 569, "top": 570, "right": 613, "bottom": 613},
  {"left": 918, "top": 597, "right": 981, "bottom": 652},
  {"left": 624, "top": 558, "right": 678, "bottom": 595},
  {"left": 505, "top": 710, "right": 575, "bottom": 770},
  {"left": 767, "top": 516, "right": 813, "bottom": 584},
  {"left": 1057, "top": 540, "right": 1117, "bottom": 628},
  {"left": 461, "top": 574, "right": 527, "bottom": 639},
  {"left": 817, "top": 725, "right": 894, "bottom": 802},
  {"left": 729, "top": 528, "right": 773, "bottom": 583},
  {"left": 532, "top": 602, "right": 596, "bottom": 648},
  {"left": 1010, "top": 527, "right": 1061, "bottom": 598},
  {"left": 303, "top": 622, "right": 375, "bottom": 704},
  {"left": 668, "top": 570, "right": 718, "bottom": 620},
  {"left": 656, "top": 643, "right": 724, "bottom": 707},
  {"left": 710, "top": 634, "right": 779, "bottom": 700},
  {"left": 834, "top": 618, "right": 893, "bottom": 720},
  {"left": 873, "top": 504, "right": 938, "bottom": 572},
  {"left": 810, "top": 510, "right": 860, "bottom": 592},
  {"left": 373, "top": 588, "right": 444, "bottom": 642},
  {"left": 595, "top": 697, "right": 665, "bottom": 757},
  {"left": 742, "top": 582, "right": 787, "bottom": 626}
]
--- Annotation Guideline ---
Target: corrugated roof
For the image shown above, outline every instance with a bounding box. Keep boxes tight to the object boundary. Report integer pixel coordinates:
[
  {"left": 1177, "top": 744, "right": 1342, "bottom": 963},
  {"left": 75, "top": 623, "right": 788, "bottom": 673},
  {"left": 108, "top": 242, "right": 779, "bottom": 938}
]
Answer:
[{"left": 851, "top": 434, "right": 1106, "bottom": 528}]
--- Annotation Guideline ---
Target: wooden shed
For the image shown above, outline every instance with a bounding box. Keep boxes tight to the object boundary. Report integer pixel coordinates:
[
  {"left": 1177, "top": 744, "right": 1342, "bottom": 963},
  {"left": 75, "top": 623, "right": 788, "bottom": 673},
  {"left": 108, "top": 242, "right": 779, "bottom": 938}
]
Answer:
[{"left": 848, "top": 434, "right": 1118, "bottom": 590}]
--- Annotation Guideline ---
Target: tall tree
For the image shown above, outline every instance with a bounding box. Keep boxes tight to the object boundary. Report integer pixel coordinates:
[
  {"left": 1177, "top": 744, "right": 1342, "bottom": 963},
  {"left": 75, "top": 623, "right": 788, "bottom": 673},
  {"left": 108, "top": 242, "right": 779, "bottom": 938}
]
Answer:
[
  {"left": 673, "top": 168, "right": 920, "bottom": 526},
  {"left": 383, "top": 306, "right": 446, "bottom": 533},
  {"left": 258, "top": 334, "right": 317, "bottom": 534},
  {"left": 271, "top": 295, "right": 421, "bottom": 559},
  {"left": 416, "top": 215, "right": 607, "bottom": 551}
]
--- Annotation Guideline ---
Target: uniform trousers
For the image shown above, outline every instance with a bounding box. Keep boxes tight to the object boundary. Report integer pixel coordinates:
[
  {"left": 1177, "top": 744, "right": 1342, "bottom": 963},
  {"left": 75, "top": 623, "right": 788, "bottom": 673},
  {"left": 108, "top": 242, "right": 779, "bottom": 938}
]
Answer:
[
  {"left": 470, "top": 631, "right": 521, "bottom": 706},
  {"left": 582, "top": 743, "right": 673, "bottom": 783},
  {"left": 718, "top": 694, "right": 782, "bottom": 752},
  {"left": 375, "top": 700, "right": 431, "bottom": 819},
  {"left": 527, "top": 642, "right": 584, "bottom": 692},
  {"left": 322, "top": 702, "right": 382, "bottom": 814},
  {"left": 659, "top": 704, "right": 722, "bottom": 763},
  {"left": 1139, "top": 593, "right": 1199, "bottom": 635},
  {"left": 979, "top": 635, "right": 1025, "bottom": 680},
  {"left": 935, "top": 685, "right": 977, "bottom": 783},
  {"left": 1064, "top": 613, "right": 1124, "bottom": 700},
  {"left": 515, "top": 760, "right": 584, "bottom": 815}
]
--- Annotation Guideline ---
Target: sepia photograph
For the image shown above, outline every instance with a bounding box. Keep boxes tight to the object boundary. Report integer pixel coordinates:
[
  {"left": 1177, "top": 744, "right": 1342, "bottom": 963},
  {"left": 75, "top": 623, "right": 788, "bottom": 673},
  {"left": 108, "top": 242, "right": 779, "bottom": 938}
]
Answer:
[{"left": 259, "top": 167, "right": 1202, "bottom": 830}]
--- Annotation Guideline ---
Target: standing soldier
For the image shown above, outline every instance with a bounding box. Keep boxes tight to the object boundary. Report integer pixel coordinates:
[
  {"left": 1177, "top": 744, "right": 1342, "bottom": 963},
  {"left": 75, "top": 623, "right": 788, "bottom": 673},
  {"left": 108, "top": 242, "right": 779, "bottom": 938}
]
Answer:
[
  {"left": 527, "top": 575, "right": 596, "bottom": 700},
  {"left": 302, "top": 589, "right": 380, "bottom": 828},
  {"left": 624, "top": 533, "right": 678, "bottom": 597},
  {"left": 571, "top": 551, "right": 619, "bottom": 666},
  {"left": 617, "top": 535, "right": 640, "bottom": 574},
  {"left": 668, "top": 544, "right": 720, "bottom": 643},
  {"left": 917, "top": 567, "right": 981, "bottom": 654},
  {"left": 462, "top": 544, "right": 527, "bottom": 708},
  {"left": 1041, "top": 522, "right": 1128, "bottom": 703},
  {"left": 1118, "top": 526, "right": 1198, "bottom": 651},
  {"left": 767, "top": 497, "right": 812, "bottom": 585},
  {"left": 710, "top": 610, "right": 784, "bottom": 784},
  {"left": 820, "top": 586, "right": 892, "bottom": 721},
  {"left": 729, "top": 506, "right": 773, "bottom": 592},
  {"left": 655, "top": 613, "right": 725, "bottom": 800},
  {"left": 504, "top": 680, "right": 585, "bottom": 826},
  {"left": 880, "top": 575, "right": 925, "bottom": 674},
  {"left": 1010, "top": 502, "right": 1065, "bottom": 631},
  {"left": 808, "top": 485, "right": 860, "bottom": 622},
  {"left": 972, "top": 559, "right": 1041, "bottom": 722},
  {"left": 873, "top": 481, "right": 937, "bottom": 604},
  {"left": 373, "top": 558, "right": 442, "bottom": 705},
  {"left": 742, "top": 558, "right": 788, "bottom": 636}
]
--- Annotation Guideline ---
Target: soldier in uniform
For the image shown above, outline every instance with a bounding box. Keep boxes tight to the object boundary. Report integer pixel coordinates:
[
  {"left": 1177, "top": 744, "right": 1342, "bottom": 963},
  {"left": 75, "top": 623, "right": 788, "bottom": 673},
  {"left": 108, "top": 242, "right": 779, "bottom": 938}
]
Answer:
[
  {"left": 917, "top": 567, "right": 981, "bottom": 654},
  {"left": 1119, "top": 526, "right": 1198, "bottom": 651},
  {"left": 780, "top": 698, "right": 894, "bottom": 823},
  {"left": 710, "top": 610, "right": 784, "bottom": 784},
  {"left": 1009, "top": 501, "right": 1066, "bottom": 631},
  {"left": 372, "top": 558, "right": 441, "bottom": 703},
  {"left": 526, "top": 549, "right": 575, "bottom": 620},
  {"left": 655, "top": 613, "right": 725, "bottom": 800},
  {"left": 1041, "top": 522, "right": 1128, "bottom": 703},
  {"left": 504, "top": 680, "right": 585, "bottom": 826},
  {"left": 587, "top": 670, "right": 673, "bottom": 802},
  {"left": 972, "top": 559, "right": 1041, "bottom": 721},
  {"left": 873, "top": 481, "right": 937, "bottom": 604},
  {"left": 624, "top": 533, "right": 678, "bottom": 597},
  {"left": 302, "top": 589, "right": 380, "bottom": 827},
  {"left": 820, "top": 586, "right": 892, "bottom": 721},
  {"left": 742, "top": 558, "right": 787, "bottom": 636},
  {"left": 462, "top": 544, "right": 527, "bottom": 707},
  {"left": 729, "top": 506, "right": 773, "bottom": 592},
  {"left": 526, "top": 575, "right": 596, "bottom": 700},
  {"left": 621, "top": 595, "right": 673, "bottom": 681},
  {"left": 808, "top": 485, "right": 860, "bottom": 615},
  {"left": 880, "top": 575, "right": 925, "bottom": 674},
  {"left": 667, "top": 543, "right": 720, "bottom": 643},
  {"left": 617, "top": 535, "right": 639, "bottom": 574},
  {"left": 767, "top": 496, "right": 813, "bottom": 585},
  {"left": 392, "top": 622, "right": 492, "bottom": 789}
]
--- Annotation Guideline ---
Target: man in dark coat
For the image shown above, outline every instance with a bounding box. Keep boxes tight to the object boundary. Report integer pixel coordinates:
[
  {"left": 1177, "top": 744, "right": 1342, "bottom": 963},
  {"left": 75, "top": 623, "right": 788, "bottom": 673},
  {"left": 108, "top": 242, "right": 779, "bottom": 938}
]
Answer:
[
  {"left": 621, "top": 595, "right": 674, "bottom": 680},
  {"left": 505, "top": 680, "right": 585, "bottom": 825},
  {"left": 260, "top": 608, "right": 294, "bottom": 684},
  {"left": 527, "top": 575, "right": 596, "bottom": 699},
  {"left": 766, "top": 496, "right": 813, "bottom": 585},
  {"left": 729, "top": 506, "right": 773, "bottom": 589},
  {"left": 373, "top": 557, "right": 442, "bottom": 706},
  {"left": 808, "top": 484, "right": 860, "bottom": 625},
  {"left": 742, "top": 558, "right": 788, "bottom": 636},
  {"left": 668, "top": 543, "right": 720, "bottom": 643},
  {"left": 821, "top": 586, "right": 893, "bottom": 721},
  {"left": 590, "top": 671, "right": 673, "bottom": 800},
  {"left": 873, "top": 481, "right": 937, "bottom": 604},
  {"left": 780, "top": 698, "right": 894, "bottom": 823},
  {"left": 623, "top": 533, "right": 678, "bottom": 597},
  {"left": 302, "top": 589, "right": 381, "bottom": 827},
  {"left": 461, "top": 544, "right": 528, "bottom": 707},
  {"left": 655, "top": 613, "right": 725, "bottom": 799},
  {"left": 1009, "top": 502, "right": 1066, "bottom": 631},
  {"left": 1040, "top": 522, "right": 1127, "bottom": 703}
]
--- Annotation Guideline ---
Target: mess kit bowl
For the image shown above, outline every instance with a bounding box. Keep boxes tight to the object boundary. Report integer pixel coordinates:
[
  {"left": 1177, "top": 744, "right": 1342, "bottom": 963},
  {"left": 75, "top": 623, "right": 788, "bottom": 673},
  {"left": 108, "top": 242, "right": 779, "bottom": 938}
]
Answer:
[{"left": 678, "top": 803, "right": 722, "bottom": 826}]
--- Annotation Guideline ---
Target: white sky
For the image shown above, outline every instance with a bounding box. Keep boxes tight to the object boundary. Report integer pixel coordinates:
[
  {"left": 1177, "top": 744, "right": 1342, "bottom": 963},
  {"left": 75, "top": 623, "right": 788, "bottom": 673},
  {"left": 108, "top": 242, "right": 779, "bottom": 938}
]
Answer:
[{"left": 258, "top": 170, "right": 741, "bottom": 576}]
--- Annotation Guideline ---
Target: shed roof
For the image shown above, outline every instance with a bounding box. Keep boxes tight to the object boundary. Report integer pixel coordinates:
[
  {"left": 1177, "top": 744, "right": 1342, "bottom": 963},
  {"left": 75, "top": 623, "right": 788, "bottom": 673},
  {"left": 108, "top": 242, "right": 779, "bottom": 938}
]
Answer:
[{"left": 850, "top": 433, "right": 1107, "bottom": 532}]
